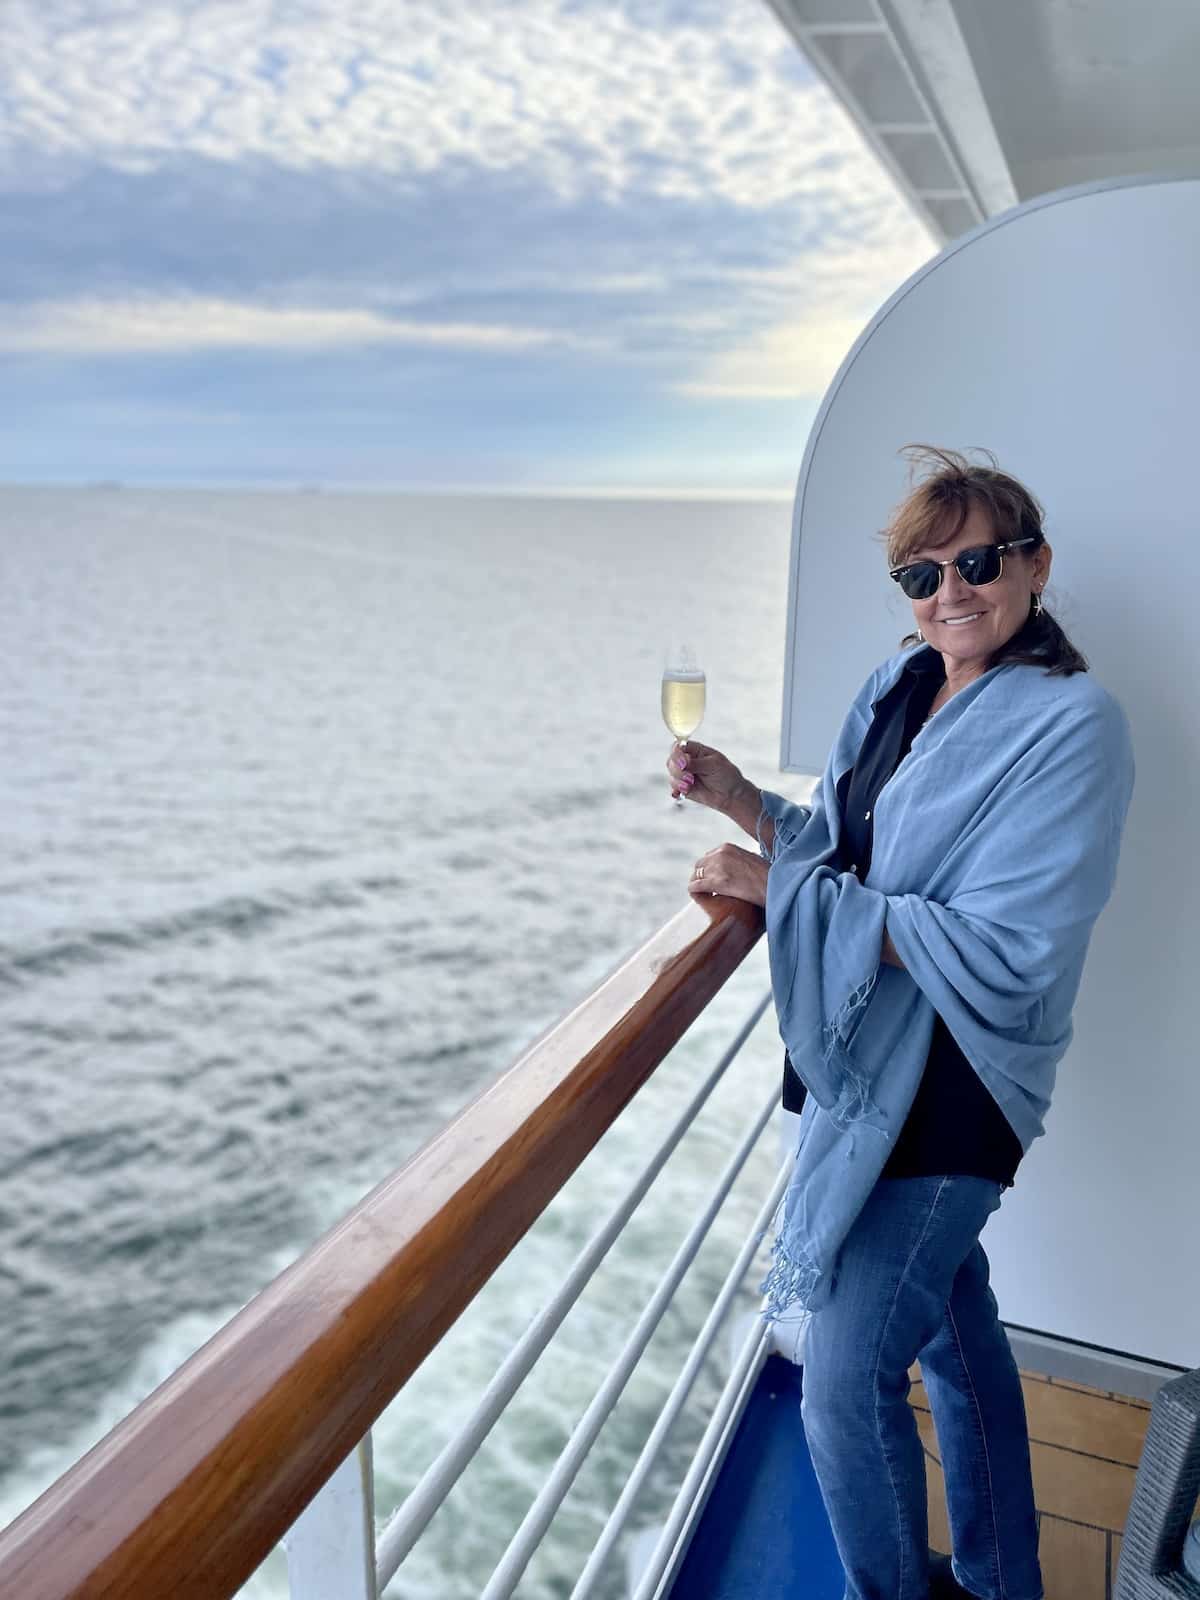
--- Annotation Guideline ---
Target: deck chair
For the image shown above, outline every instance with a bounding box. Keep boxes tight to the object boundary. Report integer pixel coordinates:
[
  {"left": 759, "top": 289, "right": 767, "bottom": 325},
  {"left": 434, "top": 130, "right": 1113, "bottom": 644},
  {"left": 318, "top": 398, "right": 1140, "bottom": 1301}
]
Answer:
[{"left": 1114, "top": 1367, "right": 1200, "bottom": 1597}]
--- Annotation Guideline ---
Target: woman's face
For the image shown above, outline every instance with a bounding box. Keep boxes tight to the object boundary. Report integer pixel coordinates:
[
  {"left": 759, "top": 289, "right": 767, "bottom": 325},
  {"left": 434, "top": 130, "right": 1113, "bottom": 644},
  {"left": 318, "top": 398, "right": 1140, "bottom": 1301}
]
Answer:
[{"left": 907, "top": 503, "right": 1052, "bottom": 676}]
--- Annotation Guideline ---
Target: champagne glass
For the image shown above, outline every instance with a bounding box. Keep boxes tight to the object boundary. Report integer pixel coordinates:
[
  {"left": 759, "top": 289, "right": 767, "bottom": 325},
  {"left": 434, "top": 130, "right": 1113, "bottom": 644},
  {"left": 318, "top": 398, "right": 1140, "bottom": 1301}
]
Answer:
[{"left": 661, "top": 643, "right": 706, "bottom": 806}]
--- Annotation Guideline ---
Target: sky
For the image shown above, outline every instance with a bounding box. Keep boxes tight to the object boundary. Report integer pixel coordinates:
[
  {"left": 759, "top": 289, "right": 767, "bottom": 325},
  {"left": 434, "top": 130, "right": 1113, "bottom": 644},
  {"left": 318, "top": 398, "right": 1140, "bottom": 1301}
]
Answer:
[{"left": 0, "top": 0, "right": 934, "bottom": 492}]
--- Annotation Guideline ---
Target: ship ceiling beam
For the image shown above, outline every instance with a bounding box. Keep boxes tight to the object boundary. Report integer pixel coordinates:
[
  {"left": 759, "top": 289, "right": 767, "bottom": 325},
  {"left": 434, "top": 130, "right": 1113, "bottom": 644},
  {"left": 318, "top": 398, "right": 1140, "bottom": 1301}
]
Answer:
[
  {"left": 764, "top": 0, "right": 1013, "bottom": 244},
  {"left": 765, "top": 0, "right": 1200, "bottom": 243}
]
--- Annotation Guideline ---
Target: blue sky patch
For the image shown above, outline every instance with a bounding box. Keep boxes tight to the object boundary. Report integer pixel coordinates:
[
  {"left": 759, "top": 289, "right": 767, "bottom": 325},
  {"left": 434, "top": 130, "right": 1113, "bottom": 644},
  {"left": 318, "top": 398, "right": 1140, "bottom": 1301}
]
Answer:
[{"left": 0, "top": 0, "right": 932, "bottom": 489}]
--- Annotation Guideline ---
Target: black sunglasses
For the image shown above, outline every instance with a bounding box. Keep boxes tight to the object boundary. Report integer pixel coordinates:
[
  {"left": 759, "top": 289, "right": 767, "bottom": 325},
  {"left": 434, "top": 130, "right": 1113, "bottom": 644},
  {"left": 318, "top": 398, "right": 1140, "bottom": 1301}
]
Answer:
[{"left": 889, "top": 537, "right": 1039, "bottom": 601}]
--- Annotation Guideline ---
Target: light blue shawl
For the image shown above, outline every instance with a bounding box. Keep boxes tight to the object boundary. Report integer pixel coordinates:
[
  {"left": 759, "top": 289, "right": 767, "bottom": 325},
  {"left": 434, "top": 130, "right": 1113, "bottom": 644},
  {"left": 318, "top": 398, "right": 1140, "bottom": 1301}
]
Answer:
[{"left": 756, "top": 643, "right": 1135, "bottom": 1325}]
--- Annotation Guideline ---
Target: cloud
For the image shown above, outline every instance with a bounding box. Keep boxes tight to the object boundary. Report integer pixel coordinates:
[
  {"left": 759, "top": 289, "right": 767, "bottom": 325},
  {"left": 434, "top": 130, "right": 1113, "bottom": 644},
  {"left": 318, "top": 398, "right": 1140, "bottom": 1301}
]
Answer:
[
  {"left": 674, "top": 315, "right": 867, "bottom": 398},
  {"left": 0, "top": 0, "right": 935, "bottom": 483},
  {"left": 3, "top": 0, "right": 885, "bottom": 213},
  {"left": 675, "top": 229, "right": 933, "bottom": 398},
  {"left": 0, "top": 150, "right": 930, "bottom": 390},
  {"left": 0, "top": 296, "right": 576, "bottom": 355}
]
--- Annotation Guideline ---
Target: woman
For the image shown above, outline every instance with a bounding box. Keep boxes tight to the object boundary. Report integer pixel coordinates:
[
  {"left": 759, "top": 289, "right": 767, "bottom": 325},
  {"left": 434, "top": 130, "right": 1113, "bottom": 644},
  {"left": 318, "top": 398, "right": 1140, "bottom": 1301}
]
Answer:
[{"left": 664, "top": 447, "right": 1135, "bottom": 1600}]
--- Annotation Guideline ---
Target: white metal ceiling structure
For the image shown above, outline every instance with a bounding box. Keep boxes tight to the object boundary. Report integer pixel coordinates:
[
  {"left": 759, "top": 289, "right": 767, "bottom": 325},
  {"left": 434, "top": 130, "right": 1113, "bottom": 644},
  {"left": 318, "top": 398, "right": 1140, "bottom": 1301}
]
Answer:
[{"left": 765, "top": 0, "right": 1200, "bottom": 242}]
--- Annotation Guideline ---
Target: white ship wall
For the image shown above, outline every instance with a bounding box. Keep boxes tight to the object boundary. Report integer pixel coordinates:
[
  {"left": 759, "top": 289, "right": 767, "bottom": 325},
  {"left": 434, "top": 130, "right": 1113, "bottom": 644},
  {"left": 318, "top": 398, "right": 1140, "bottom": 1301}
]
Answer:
[{"left": 780, "top": 175, "right": 1199, "bottom": 1368}]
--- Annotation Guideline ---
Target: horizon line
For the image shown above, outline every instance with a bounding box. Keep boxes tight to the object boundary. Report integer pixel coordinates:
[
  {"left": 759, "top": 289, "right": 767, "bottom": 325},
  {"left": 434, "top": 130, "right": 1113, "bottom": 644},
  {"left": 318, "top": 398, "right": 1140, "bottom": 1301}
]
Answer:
[{"left": 0, "top": 476, "right": 796, "bottom": 504}]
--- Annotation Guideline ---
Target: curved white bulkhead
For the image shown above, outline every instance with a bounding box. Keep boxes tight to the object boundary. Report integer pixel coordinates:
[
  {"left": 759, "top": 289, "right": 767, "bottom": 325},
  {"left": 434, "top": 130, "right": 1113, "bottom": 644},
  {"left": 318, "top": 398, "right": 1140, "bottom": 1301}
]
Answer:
[{"left": 780, "top": 174, "right": 1199, "bottom": 1367}]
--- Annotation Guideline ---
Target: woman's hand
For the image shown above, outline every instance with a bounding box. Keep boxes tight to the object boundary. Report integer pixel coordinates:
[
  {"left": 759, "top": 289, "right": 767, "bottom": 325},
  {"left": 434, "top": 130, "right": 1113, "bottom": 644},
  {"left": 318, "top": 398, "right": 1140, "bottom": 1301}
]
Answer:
[
  {"left": 688, "top": 842, "right": 769, "bottom": 908},
  {"left": 667, "top": 740, "right": 751, "bottom": 815}
]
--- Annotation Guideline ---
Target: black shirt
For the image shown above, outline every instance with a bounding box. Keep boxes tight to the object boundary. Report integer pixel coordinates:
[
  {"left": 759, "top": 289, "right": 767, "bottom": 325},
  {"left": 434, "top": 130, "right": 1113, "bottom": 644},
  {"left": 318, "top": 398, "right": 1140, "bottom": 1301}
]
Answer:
[{"left": 781, "top": 645, "right": 1024, "bottom": 1190}]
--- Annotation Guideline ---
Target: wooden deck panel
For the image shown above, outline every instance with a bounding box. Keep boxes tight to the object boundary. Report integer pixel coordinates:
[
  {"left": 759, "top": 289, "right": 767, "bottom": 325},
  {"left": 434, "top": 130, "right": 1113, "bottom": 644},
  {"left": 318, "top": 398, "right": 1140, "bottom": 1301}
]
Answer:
[
  {"left": 908, "top": 1362, "right": 1147, "bottom": 1600},
  {"left": 1038, "top": 1518, "right": 1109, "bottom": 1597}
]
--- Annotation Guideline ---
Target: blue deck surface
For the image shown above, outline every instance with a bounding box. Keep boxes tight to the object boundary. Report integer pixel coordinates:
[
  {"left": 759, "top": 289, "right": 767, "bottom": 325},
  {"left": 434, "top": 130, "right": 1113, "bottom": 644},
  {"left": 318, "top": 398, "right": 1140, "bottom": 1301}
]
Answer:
[{"left": 667, "top": 1353, "right": 846, "bottom": 1598}]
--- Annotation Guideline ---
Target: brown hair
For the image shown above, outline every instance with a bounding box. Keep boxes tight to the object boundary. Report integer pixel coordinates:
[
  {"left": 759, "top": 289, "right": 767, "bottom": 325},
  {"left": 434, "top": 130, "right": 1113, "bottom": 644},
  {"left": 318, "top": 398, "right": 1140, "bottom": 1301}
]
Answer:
[{"left": 876, "top": 444, "right": 1087, "bottom": 677}]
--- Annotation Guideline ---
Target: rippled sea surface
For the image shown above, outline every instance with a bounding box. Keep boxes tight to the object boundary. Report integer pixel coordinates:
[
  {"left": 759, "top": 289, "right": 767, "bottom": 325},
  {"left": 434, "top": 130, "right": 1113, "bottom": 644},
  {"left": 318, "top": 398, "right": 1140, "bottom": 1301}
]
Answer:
[{"left": 0, "top": 486, "right": 811, "bottom": 1598}]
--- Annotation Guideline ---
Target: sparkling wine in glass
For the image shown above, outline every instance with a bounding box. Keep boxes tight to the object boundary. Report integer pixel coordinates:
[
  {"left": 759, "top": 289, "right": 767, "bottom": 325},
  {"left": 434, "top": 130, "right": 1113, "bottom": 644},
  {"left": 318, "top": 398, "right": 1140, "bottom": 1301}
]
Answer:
[{"left": 661, "top": 644, "right": 706, "bottom": 805}]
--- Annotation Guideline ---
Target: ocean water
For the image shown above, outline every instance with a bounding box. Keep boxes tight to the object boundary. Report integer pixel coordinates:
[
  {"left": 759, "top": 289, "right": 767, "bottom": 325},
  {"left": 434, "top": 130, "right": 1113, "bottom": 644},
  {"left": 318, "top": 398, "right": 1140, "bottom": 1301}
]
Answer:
[{"left": 0, "top": 486, "right": 812, "bottom": 1597}]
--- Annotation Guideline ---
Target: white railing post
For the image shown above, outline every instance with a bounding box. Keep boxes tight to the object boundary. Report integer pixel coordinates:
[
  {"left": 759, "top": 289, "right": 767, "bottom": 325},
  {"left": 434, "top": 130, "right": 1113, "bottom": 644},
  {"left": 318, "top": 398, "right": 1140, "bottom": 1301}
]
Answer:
[{"left": 285, "top": 1434, "right": 377, "bottom": 1600}]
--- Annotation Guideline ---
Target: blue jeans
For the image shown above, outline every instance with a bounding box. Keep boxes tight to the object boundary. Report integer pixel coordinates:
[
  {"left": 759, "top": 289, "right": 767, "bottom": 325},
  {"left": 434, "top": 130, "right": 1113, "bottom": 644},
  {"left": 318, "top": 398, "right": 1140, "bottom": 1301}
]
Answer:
[{"left": 800, "top": 1176, "right": 1043, "bottom": 1600}]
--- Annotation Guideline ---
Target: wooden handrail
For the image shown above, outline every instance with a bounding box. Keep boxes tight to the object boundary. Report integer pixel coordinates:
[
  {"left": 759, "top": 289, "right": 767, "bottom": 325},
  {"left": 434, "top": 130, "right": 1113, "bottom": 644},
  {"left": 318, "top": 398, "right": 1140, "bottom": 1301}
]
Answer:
[{"left": 0, "top": 894, "right": 764, "bottom": 1599}]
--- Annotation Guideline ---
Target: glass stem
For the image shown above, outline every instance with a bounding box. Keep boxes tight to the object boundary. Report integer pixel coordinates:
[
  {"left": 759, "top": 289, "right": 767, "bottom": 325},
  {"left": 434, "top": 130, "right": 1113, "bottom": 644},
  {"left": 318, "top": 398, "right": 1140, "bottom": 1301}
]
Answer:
[{"left": 673, "top": 736, "right": 688, "bottom": 804}]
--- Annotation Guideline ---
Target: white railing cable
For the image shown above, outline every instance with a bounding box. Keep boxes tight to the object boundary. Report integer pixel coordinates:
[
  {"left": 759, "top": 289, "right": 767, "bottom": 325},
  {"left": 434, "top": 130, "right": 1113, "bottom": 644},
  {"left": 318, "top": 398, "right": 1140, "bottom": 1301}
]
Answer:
[
  {"left": 567, "top": 1148, "right": 794, "bottom": 1600},
  {"left": 374, "top": 992, "right": 772, "bottom": 1592},
  {"left": 476, "top": 1078, "right": 782, "bottom": 1600},
  {"left": 630, "top": 1303, "right": 772, "bottom": 1600}
]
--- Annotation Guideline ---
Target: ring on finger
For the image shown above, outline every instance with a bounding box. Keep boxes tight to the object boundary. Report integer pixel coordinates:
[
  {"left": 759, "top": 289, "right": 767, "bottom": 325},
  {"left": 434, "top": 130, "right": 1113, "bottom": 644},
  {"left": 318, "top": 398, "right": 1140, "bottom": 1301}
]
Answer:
[{"left": 695, "top": 866, "right": 705, "bottom": 879}]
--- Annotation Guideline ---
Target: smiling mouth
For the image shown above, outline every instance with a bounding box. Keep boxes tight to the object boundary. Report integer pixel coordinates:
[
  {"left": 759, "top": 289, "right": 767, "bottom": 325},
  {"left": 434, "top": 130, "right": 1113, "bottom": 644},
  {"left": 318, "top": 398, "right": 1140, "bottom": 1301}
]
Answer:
[{"left": 942, "top": 612, "right": 983, "bottom": 625}]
